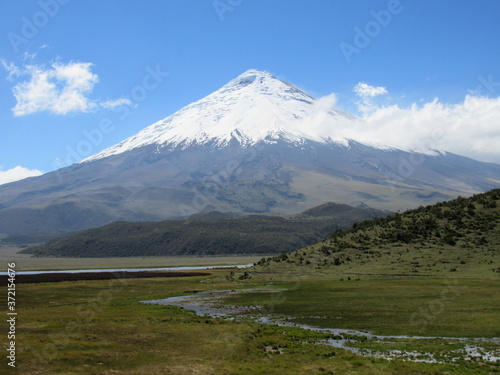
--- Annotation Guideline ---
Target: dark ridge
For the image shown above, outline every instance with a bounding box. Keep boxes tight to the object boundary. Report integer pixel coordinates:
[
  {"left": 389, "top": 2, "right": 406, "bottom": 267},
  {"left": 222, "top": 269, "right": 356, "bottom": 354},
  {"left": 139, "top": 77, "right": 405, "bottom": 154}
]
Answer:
[{"left": 21, "top": 202, "right": 389, "bottom": 257}]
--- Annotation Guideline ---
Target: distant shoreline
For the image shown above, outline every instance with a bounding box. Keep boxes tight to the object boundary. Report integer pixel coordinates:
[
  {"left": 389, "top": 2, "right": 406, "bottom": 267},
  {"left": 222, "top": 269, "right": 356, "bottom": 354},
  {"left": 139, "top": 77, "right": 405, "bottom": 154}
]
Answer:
[
  {"left": 0, "top": 245, "right": 266, "bottom": 271},
  {"left": 11, "top": 270, "right": 214, "bottom": 284}
]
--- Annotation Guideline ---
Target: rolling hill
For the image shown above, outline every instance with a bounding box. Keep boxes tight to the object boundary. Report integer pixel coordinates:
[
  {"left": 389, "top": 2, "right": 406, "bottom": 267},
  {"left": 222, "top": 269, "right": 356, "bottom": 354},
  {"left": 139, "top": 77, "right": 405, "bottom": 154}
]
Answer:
[
  {"left": 252, "top": 189, "right": 500, "bottom": 277},
  {"left": 22, "top": 202, "right": 388, "bottom": 257}
]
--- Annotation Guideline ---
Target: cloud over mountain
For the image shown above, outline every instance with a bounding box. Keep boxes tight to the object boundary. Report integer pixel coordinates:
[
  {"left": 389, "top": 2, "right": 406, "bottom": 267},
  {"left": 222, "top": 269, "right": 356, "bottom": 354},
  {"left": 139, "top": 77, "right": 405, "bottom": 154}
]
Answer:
[
  {"left": 0, "top": 165, "right": 42, "bottom": 185},
  {"left": 339, "top": 93, "right": 500, "bottom": 163}
]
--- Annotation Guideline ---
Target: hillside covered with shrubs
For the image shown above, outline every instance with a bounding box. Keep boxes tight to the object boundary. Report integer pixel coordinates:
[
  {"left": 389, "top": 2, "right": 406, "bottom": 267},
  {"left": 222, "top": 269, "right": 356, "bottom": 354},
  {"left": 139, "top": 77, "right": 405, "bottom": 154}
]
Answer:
[{"left": 255, "top": 189, "right": 500, "bottom": 276}]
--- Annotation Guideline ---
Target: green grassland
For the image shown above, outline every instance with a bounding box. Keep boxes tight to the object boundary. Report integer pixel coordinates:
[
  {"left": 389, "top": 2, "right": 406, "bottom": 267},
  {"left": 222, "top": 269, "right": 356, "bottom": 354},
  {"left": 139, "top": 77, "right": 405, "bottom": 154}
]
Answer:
[
  {"left": 223, "top": 277, "right": 499, "bottom": 338},
  {"left": 2, "top": 270, "right": 499, "bottom": 374},
  {"left": 2, "top": 190, "right": 499, "bottom": 374}
]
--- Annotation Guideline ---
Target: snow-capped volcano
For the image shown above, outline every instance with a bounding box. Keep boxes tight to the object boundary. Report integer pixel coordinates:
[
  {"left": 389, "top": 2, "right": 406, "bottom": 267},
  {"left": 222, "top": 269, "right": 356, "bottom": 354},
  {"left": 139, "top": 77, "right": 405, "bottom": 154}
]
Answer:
[
  {"left": 0, "top": 69, "right": 499, "bottom": 236},
  {"left": 85, "top": 70, "right": 353, "bottom": 162}
]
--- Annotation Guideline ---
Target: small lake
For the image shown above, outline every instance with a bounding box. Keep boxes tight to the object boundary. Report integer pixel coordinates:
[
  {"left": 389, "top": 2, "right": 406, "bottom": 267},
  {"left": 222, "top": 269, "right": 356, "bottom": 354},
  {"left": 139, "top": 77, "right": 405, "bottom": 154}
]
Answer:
[{"left": 0, "top": 264, "right": 252, "bottom": 276}]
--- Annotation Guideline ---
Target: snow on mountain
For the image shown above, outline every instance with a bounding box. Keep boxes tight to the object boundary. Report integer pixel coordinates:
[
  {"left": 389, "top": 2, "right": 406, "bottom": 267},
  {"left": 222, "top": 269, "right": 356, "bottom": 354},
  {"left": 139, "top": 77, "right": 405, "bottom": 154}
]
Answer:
[
  {"left": 84, "top": 70, "right": 354, "bottom": 162},
  {"left": 1, "top": 69, "right": 498, "bottom": 237}
]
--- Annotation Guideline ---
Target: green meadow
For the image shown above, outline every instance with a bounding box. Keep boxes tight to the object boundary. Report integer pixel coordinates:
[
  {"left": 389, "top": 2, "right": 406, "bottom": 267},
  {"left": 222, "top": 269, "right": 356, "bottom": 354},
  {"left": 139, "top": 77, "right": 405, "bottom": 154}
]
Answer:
[
  {"left": 3, "top": 269, "right": 499, "bottom": 374},
  {"left": 3, "top": 191, "right": 499, "bottom": 374},
  {"left": 223, "top": 276, "right": 500, "bottom": 338}
]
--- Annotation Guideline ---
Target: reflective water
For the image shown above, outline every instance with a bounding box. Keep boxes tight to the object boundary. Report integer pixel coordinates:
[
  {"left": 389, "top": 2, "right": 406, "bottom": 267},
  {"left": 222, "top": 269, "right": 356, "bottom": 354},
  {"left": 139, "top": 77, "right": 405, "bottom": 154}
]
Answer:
[
  {"left": 0, "top": 264, "right": 252, "bottom": 275},
  {"left": 143, "top": 289, "right": 500, "bottom": 364}
]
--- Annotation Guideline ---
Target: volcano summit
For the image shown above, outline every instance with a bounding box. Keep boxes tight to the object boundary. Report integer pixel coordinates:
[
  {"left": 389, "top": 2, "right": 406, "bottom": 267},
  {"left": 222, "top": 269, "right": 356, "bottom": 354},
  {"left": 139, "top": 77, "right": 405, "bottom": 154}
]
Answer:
[{"left": 85, "top": 69, "right": 354, "bottom": 160}]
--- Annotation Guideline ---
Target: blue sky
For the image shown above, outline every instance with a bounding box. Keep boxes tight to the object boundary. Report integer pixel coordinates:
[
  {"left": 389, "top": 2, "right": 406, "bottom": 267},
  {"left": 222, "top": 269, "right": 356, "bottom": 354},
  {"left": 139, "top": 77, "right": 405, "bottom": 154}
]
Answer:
[{"left": 1, "top": 0, "right": 500, "bottom": 184}]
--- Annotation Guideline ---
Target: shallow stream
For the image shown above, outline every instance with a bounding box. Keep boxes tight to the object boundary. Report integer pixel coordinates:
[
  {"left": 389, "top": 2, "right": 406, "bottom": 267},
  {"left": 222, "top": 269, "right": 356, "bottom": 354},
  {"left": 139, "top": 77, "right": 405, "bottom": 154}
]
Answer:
[{"left": 143, "top": 289, "right": 500, "bottom": 364}]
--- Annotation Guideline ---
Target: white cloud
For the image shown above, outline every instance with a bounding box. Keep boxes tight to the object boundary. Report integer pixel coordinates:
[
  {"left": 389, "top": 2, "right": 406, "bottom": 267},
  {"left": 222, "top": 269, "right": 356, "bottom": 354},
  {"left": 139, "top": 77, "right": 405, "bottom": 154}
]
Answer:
[
  {"left": 0, "top": 166, "right": 43, "bottom": 185},
  {"left": 329, "top": 94, "right": 500, "bottom": 164},
  {"left": 100, "top": 98, "right": 132, "bottom": 109},
  {"left": 2, "top": 61, "right": 128, "bottom": 116},
  {"left": 353, "top": 82, "right": 389, "bottom": 115},
  {"left": 289, "top": 86, "right": 500, "bottom": 164},
  {"left": 354, "top": 82, "right": 388, "bottom": 98},
  {"left": 8, "top": 62, "right": 98, "bottom": 116},
  {"left": 1, "top": 60, "right": 21, "bottom": 79}
]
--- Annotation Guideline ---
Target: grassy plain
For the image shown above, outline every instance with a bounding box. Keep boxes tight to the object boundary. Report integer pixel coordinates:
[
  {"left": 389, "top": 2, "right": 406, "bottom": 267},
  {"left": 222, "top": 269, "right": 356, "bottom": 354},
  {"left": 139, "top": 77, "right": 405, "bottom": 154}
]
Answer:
[
  {"left": 2, "top": 191, "right": 498, "bottom": 373},
  {"left": 2, "top": 269, "right": 499, "bottom": 374},
  {"left": 224, "top": 276, "right": 500, "bottom": 338}
]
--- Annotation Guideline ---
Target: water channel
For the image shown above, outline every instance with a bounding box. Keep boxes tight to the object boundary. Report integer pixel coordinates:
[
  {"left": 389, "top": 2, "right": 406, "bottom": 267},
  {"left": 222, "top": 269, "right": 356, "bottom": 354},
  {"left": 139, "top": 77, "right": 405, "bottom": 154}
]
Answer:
[{"left": 143, "top": 289, "right": 500, "bottom": 364}]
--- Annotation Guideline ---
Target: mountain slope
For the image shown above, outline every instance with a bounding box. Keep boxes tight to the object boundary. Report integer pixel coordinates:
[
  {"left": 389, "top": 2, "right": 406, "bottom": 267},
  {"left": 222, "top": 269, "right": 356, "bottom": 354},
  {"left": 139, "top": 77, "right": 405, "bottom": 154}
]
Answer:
[
  {"left": 0, "top": 70, "right": 498, "bottom": 236},
  {"left": 22, "top": 203, "right": 389, "bottom": 257},
  {"left": 253, "top": 189, "right": 500, "bottom": 277}
]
